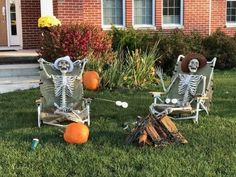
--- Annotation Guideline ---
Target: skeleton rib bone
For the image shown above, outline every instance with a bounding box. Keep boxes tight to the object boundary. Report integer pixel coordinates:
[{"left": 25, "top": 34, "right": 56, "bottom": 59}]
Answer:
[{"left": 178, "top": 74, "right": 203, "bottom": 105}]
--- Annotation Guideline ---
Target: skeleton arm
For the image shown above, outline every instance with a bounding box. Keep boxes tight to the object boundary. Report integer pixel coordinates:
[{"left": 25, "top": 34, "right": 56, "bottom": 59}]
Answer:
[
  {"left": 156, "top": 67, "right": 167, "bottom": 92},
  {"left": 156, "top": 67, "right": 179, "bottom": 93},
  {"left": 38, "top": 58, "right": 52, "bottom": 79},
  {"left": 74, "top": 58, "right": 88, "bottom": 80}
]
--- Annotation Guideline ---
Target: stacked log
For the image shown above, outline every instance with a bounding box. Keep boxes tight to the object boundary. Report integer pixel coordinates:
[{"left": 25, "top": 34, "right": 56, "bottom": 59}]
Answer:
[{"left": 126, "top": 114, "right": 188, "bottom": 147}]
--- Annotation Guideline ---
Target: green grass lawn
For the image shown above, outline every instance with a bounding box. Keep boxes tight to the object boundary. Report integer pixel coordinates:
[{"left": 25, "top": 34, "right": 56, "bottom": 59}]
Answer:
[{"left": 0, "top": 70, "right": 235, "bottom": 177}]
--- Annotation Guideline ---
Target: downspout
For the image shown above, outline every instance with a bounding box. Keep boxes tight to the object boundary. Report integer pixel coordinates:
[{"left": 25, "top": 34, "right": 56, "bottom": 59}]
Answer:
[{"left": 209, "top": 0, "right": 212, "bottom": 35}]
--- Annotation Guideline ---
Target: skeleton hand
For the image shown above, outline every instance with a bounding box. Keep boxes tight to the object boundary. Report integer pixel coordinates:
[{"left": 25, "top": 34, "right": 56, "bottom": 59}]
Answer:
[
  {"left": 38, "top": 58, "right": 45, "bottom": 63},
  {"left": 38, "top": 58, "right": 52, "bottom": 65},
  {"left": 156, "top": 66, "right": 167, "bottom": 92},
  {"left": 156, "top": 67, "right": 164, "bottom": 80}
]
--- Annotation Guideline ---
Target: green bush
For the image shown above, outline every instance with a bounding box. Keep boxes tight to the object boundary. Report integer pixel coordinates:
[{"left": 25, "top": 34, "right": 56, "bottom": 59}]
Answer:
[
  {"left": 109, "top": 26, "right": 151, "bottom": 60},
  {"left": 203, "top": 29, "right": 236, "bottom": 69},
  {"left": 157, "top": 30, "right": 188, "bottom": 75},
  {"left": 155, "top": 30, "right": 204, "bottom": 75},
  {"left": 113, "top": 29, "right": 204, "bottom": 75}
]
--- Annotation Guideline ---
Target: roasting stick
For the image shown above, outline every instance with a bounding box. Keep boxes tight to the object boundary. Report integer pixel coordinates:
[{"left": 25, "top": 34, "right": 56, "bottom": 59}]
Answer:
[{"left": 93, "top": 97, "right": 128, "bottom": 108}]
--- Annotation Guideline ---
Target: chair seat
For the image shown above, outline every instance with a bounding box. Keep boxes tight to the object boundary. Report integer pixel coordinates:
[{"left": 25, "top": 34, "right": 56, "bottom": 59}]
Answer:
[
  {"left": 40, "top": 110, "right": 88, "bottom": 124},
  {"left": 153, "top": 103, "right": 193, "bottom": 114}
]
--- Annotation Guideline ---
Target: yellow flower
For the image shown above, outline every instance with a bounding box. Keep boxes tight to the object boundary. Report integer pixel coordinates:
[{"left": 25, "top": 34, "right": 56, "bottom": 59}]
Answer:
[{"left": 38, "top": 16, "right": 61, "bottom": 28}]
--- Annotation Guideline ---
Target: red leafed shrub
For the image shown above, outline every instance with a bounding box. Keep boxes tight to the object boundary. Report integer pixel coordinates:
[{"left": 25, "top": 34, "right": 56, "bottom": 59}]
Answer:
[{"left": 38, "top": 24, "right": 112, "bottom": 61}]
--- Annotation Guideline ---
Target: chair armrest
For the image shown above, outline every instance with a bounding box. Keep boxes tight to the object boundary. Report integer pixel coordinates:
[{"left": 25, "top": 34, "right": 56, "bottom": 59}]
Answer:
[
  {"left": 149, "top": 92, "right": 166, "bottom": 104},
  {"left": 35, "top": 99, "right": 42, "bottom": 106},
  {"left": 194, "top": 95, "right": 208, "bottom": 100},
  {"left": 83, "top": 97, "right": 92, "bottom": 105}
]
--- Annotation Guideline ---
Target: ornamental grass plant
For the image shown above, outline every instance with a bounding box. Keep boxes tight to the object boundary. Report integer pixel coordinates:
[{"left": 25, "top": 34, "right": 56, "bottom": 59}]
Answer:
[{"left": 101, "top": 46, "right": 159, "bottom": 89}]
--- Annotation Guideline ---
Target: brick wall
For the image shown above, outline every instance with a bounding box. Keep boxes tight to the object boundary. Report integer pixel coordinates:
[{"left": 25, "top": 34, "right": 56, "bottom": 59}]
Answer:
[
  {"left": 183, "top": 0, "right": 210, "bottom": 36},
  {"left": 53, "top": 0, "right": 58, "bottom": 16},
  {"left": 53, "top": 0, "right": 213, "bottom": 35},
  {"left": 54, "top": 0, "right": 83, "bottom": 24},
  {"left": 211, "top": 0, "right": 236, "bottom": 36},
  {"left": 155, "top": 0, "right": 162, "bottom": 29},
  {"left": 53, "top": 0, "right": 101, "bottom": 26},
  {"left": 21, "top": 0, "right": 41, "bottom": 49},
  {"left": 21, "top": 0, "right": 236, "bottom": 49},
  {"left": 126, "top": 0, "right": 132, "bottom": 27},
  {"left": 82, "top": 0, "right": 101, "bottom": 25}
]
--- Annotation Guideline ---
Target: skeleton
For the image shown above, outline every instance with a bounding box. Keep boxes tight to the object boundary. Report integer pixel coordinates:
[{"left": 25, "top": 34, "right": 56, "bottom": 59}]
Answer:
[
  {"left": 38, "top": 56, "right": 87, "bottom": 113},
  {"left": 157, "top": 58, "right": 206, "bottom": 106}
]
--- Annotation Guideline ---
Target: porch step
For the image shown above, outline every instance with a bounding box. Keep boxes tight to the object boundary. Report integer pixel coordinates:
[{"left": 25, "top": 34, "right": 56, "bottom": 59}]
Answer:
[
  {"left": 0, "top": 56, "right": 38, "bottom": 64},
  {"left": 0, "top": 50, "right": 41, "bottom": 93},
  {"left": 0, "top": 76, "right": 39, "bottom": 94},
  {"left": 0, "top": 64, "right": 39, "bottom": 77},
  {"left": 0, "top": 49, "right": 39, "bottom": 64}
]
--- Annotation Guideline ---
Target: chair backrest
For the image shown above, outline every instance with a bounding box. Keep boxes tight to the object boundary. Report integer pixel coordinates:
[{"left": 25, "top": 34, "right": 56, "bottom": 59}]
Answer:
[
  {"left": 39, "top": 60, "right": 85, "bottom": 112},
  {"left": 166, "top": 55, "right": 216, "bottom": 108}
]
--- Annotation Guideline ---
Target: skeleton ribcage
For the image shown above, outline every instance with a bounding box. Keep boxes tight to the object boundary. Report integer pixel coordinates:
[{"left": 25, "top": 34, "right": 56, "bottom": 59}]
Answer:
[
  {"left": 178, "top": 74, "right": 202, "bottom": 103},
  {"left": 53, "top": 76, "right": 76, "bottom": 97}
]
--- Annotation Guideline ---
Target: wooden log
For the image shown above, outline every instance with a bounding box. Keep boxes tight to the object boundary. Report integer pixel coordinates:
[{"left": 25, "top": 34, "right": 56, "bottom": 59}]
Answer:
[
  {"left": 159, "top": 116, "right": 178, "bottom": 134},
  {"left": 138, "top": 130, "right": 148, "bottom": 145},
  {"left": 145, "top": 122, "right": 161, "bottom": 142},
  {"left": 126, "top": 114, "right": 188, "bottom": 146}
]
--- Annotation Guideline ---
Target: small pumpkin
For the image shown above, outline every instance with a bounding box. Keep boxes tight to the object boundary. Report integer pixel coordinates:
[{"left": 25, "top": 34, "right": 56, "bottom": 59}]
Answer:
[
  {"left": 83, "top": 71, "right": 100, "bottom": 91},
  {"left": 64, "top": 122, "right": 89, "bottom": 144}
]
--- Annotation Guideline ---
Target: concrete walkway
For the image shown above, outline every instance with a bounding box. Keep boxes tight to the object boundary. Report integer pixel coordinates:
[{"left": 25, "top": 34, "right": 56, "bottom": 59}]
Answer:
[
  {"left": 0, "top": 50, "right": 40, "bottom": 94},
  {"left": 0, "top": 76, "right": 39, "bottom": 94}
]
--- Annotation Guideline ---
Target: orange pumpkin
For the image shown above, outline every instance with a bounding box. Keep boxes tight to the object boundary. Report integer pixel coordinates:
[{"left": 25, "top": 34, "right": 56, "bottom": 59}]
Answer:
[
  {"left": 83, "top": 71, "right": 100, "bottom": 91},
  {"left": 64, "top": 122, "right": 89, "bottom": 144}
]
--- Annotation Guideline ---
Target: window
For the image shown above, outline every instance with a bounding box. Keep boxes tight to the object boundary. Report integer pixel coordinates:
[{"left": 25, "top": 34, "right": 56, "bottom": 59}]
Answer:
[
  {"left": 227, "top": 0, "right": 236, "bottom": 26},
  {"left": 163, "top": 0, "right": 183, "bottom": 27},
  {"left": 102, "top": 0, "right": 124, "bottom": 27},
  {"left": 133, "top": 0, "right": 154, "bottom": 26},
  {"left": 10, "top": 0, "right": 17, "bottom": 35}
]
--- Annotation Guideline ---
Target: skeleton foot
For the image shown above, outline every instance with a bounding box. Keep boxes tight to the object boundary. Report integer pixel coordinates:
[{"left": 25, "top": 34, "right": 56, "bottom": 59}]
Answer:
[{"left": 54, "top": 109, "right": 83, "bottom": 123}]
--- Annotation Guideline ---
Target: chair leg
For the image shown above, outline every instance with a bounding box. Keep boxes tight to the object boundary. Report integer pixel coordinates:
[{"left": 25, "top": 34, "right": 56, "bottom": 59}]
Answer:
[
  {"left": 87, "top": 104, "right": 90, "bottom": 126},
  {"left": 193, "top": 118, "right": 198, "bottom": 124},
  {"left": 37, "top": 104, "right": 41, "bottom": 128},
  {"left": 194, "top": 101, "right": 200, "bottom": 124},
  {"left": 200, "top": 101, "right": 209, "bottom": 115}
]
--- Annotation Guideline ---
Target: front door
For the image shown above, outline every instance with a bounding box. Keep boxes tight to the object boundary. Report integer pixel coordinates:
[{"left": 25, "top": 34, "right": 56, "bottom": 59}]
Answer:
[
  {"left": 8, "top": 0, "right": 21, "bottom": 46},
  {"left": 0, "top": 0, "right": 22, "bottom": 48},
  {"left": 0, "top": 0, "right": 8, "bottom": 46}
]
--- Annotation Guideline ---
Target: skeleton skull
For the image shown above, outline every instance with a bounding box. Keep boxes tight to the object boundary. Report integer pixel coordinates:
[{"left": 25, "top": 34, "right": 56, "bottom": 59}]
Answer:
[
  {"left": 57, "top": 60, "right": 70, "bottom": 73},
  {"left": 54, "top": 56, "right": 74, "bottom": 73},
  {"left": 188, "top": 59, "right": 199, "bottom": 73}
]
